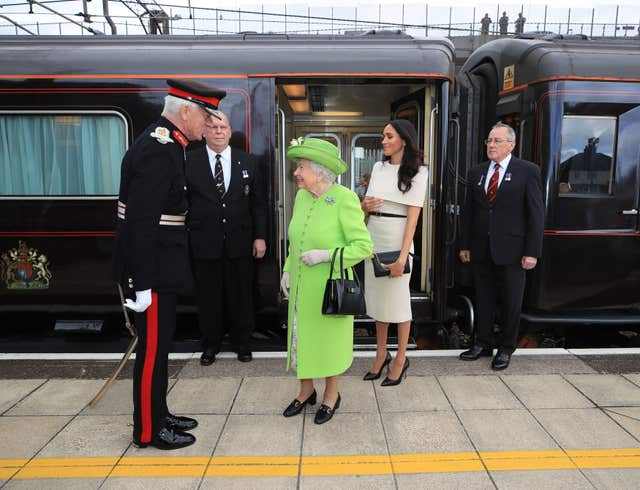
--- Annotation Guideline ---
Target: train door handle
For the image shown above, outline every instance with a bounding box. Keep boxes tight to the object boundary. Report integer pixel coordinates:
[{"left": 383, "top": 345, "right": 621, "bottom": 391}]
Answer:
[{"left": 620, "top": 209, "right": 639, "bottom": 215}]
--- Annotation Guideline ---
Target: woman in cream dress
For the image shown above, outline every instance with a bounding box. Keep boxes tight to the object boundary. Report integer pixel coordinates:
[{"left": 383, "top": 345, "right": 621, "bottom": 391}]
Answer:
[{"left": 362, "top": 119, "right": 428, "bottom": 386}]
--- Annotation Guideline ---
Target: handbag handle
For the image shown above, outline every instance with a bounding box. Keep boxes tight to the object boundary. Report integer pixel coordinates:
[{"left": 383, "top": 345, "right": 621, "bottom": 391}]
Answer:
[
  {"left": 328, "top": 247, "right": 346, "bottom": 281},
  {"left": 329, "top": 247, "right": 363, "bottom": 290}
]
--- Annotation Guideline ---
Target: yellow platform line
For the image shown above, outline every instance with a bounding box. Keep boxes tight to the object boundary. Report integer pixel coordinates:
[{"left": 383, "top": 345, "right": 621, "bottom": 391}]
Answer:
[{"left": 4, "top": 448, "right": 640, "bottom": 480}]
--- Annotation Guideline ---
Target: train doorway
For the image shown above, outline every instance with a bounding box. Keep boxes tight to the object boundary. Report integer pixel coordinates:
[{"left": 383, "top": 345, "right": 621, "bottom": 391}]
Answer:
[{"left": 275, "top": 80, "right": 438, "bottom": 294}]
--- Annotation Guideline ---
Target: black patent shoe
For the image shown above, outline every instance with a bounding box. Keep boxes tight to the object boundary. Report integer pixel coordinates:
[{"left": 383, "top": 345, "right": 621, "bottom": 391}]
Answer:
[
  {"left": 459, "top": 345, "right": 493, "bottom": 361},
  {"left": 363, "top": 351, "right": 392, "bottom": 381},
  {"left": 200, "top": 348, "right": 217, "bottom": 366},
  {"left": 381, "top": 358, "right": 410, "bottom": 386},
  {"left": 166, "top": 413, "right": 198, "bottom": 431},
  {"left": 133, "top": 427, "right": 196, "bottom": 450},
  {"left": 283, "top": 389, "right": 317, "bottom": 417},
  {"left": 491, "top": 350, "right": 511, "bottom": 370},
  {"left": 237, "top": 350, "right": 253, "bottom": 362},
  {"left": 314, "top": 393, "right": 341, "bottom": 425}
]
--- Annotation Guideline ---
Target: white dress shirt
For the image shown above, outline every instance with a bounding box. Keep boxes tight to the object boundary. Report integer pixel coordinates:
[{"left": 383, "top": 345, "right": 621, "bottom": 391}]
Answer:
[
  {"left": 484, "top": 153, "right": 512, "bottom": 193},
  {"left": 206, "top": 145, "right": 232, "bottom": 191}
]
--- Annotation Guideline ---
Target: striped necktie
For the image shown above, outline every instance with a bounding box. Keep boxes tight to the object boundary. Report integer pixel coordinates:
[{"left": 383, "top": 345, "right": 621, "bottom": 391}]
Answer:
[
  {"left": 214, "top": 153, "right": 225, "bottom": 196},
  {"left": 487, "top": 163, "right": 500, "bottom": 206}
]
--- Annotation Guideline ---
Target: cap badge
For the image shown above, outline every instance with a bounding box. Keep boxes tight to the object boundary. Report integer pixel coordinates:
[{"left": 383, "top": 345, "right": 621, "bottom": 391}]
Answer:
[{"left": 150, "top": 127, "right": 174, "bottom": 144}]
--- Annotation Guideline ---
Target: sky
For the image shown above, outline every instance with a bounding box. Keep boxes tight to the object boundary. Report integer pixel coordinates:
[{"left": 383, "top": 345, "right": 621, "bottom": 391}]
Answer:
[{"left": 1, "top": 1, "right": 639, "bottom": 37}]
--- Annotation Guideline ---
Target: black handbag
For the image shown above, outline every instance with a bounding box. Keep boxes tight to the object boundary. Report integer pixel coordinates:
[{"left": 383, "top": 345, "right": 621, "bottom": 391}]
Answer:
[
  {"left": 321, "top": 248, "right": 366, "bottom": 316},
  {"left": 371, "top": 251, "right": 412, "bottom": 277}
]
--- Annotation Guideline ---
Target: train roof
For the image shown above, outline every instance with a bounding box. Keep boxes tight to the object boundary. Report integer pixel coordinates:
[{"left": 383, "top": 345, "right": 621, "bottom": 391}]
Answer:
[
  {"left": 461, "top": 37, "right": 640, "bottom": 90},
  {"left": 0, "top": 33, "right": 455, "bottom": 81}
]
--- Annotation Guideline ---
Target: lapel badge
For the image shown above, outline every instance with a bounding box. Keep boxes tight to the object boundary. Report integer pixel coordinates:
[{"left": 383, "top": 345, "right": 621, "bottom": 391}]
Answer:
[
  {"left": 150, "top": 127, "right": 174, "bottom": 144},
  {"left": 242, "top": 169, "right": 249, "bottom": 179},
  {"left": 243, "top": 184, "right": 250, "bottom": 196},
  {"left": 504, "top": 173, "right": 512, "bottom": 182},
  {"left": 477, "top": 175, "right": 484, "bottom": 186}
]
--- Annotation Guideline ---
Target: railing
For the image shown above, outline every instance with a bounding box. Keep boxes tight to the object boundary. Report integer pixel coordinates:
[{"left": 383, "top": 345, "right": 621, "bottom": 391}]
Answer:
[{"left": 0, "top": 3, "right": 639, "bottom": 39}]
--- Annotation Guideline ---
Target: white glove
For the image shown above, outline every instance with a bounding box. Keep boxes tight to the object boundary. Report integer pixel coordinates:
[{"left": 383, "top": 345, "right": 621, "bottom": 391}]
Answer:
[
  {"left": 300, "top": 249, "right": 330, "bottom": 266},
  {"left": 280, "top": 271, "right": 290, "bottom": 299},
  {"left": 125, "top": 289, "right": 152, "bottom": 313}
]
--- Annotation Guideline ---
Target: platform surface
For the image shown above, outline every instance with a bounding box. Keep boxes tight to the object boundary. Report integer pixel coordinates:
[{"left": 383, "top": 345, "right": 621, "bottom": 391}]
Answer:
[{"left": 1, "top": 350, "right": 640, "bottom": 489}]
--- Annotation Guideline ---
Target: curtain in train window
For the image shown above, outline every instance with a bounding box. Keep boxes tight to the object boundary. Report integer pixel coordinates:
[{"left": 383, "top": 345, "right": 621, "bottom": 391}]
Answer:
[
  {"left": 0, "top": 113, "right": 126, "bottom": 196},
  {"left": 558, "top": 115, "right": 616, "bottom": 196}
]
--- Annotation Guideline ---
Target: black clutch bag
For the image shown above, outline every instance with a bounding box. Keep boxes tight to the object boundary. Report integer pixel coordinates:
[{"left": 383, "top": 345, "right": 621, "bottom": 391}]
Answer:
[
  {"left": 321, "top": 248, "right": 366, "bottom": 316},
  {"left": 371, "top": 251, "right": 412, "bottom": 277}
]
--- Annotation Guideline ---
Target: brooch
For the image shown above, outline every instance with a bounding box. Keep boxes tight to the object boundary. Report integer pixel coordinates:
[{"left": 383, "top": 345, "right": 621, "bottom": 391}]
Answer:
[
  {"left": 325, "top": 196, "right": 335, "bottom": 205},
  {"left": 289, "top": 136, "right": 305, "bottom": 147},
  {"left": 150, "top": 127, "right": 174, "bottom": 144}
]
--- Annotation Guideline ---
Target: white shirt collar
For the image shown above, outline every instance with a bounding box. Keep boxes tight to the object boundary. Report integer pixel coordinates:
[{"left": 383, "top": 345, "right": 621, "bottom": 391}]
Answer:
[
  {"left": 493, "top": 153, "right": 512, "bottom": 170},
  {"left": 207, "top": 144, "right": 231, "bottom": 161}
]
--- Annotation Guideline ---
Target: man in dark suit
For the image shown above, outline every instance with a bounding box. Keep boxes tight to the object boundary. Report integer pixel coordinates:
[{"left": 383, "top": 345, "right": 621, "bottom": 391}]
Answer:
[
  {"left": 113, "top": 79, "right": 226, "bottom": 449},
  {"left": 459, "top": 122, "right": 544, "bottom": 370},
  {"left": 186, "top": 110, "right": 267, "bottom": 365}
]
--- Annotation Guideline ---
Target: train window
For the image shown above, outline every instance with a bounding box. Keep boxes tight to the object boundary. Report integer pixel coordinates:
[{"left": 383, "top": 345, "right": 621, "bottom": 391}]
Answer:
[
  {"left": 351, "top": 134, "right": 383, "bottom": 200},
  {"left": 0, "top": 112, "right": 126, "bottom": 196},
  {"left": 558, "top": 115, "right": 616, "bottom": 196}
]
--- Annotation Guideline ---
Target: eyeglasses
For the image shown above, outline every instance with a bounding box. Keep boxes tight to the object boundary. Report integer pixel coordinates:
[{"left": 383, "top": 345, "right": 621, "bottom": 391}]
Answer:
[{"left": 484, "top": 137, "right": 512, "bottom": 145}]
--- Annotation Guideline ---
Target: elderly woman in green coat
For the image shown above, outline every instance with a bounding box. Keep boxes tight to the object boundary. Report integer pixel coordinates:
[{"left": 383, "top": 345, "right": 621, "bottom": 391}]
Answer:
[{"left": 280, "top": 138, "right": 373, "bottom": 425}]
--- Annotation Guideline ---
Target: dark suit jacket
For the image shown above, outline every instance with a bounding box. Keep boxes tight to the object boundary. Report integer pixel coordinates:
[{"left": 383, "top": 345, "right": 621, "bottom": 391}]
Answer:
[
  {"left": 112, "top": 117, "right": 192, "bottom": 293},
  {"left": 185, "top": 145, "right": 267, "bottom": 260},
  {"left": 460, "top": 156, "right": 544, "bottom": 265}
]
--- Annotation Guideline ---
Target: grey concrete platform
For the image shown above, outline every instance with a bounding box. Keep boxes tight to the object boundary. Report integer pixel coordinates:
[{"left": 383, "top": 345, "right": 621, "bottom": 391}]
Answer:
[{"left": 0, "top": 352, "right": 639, "bottom": 489}]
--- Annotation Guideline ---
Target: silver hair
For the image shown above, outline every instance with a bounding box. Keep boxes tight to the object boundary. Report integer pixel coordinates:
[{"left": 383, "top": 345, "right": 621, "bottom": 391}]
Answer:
[
  {"left": 307, "top": 161, "right": 337, "bottom": 184},
  {"left": 161, "top": 95, "right": 200, "bottom": 117},
  {"left": 491, "top": 122, "right": 516, "bottom": 141}
]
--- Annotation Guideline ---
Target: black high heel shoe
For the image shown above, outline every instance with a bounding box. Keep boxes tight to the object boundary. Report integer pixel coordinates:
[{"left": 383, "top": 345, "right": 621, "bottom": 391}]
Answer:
[
  {"left": 363, "top": 351, "right": 392, "bottom": 381},
  {"left": 314, "top": 393, "right": 341, "bottom": 425},
  {"left": 283, "top": 389, "right": 317, "bottom": 417},
  {"left": 381, "top": 358, "right": 410, "bottom": 386}
]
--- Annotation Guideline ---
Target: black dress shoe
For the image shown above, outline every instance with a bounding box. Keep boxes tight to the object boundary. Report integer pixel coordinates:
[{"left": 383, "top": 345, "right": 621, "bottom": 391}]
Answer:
[
  {"left": 283, "top": 389, "right": 317, "bottom": 417},
  {"left": 166, "top": 413, "right": 198, "bottom": 431},
  {"left": 200, "top": 348, "right": 217, "bottom": 366},
  {"left": 314, "top": 393, "right": 341, "bottom": 425},
  {"left": 133, "top": 427, "right": 196, "bottom": 450},
  {"left": 381, "top": 358, "right": 410, "bottom": 386},
  {"left": 491, "top": 350, "right": 511, "bottom": 370},
  {"left": 237, "top": 350, "right": 253, "bottom": 362},
  {"left": 363, "top": 351, "right": 392, "bottom": 381},
  {"left": 459, "top": 345, "right": 493, "bottom": 361}
]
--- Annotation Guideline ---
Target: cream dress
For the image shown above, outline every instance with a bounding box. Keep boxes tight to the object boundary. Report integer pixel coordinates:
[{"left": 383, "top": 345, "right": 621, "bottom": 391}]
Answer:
[{"left": 364, "top": 161, "right": 428, "bottom": 323}]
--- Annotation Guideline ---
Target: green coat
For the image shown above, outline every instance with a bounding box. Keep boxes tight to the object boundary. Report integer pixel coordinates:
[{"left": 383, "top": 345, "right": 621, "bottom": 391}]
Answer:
[{"left": 283, "top": 184, "right": 373, "bottom": 379}]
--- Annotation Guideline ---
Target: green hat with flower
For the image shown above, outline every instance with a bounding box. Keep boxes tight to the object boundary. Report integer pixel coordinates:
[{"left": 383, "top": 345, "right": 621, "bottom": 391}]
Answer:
[{"left": 286, "top": 137, "right": 348, "bottom": 175}]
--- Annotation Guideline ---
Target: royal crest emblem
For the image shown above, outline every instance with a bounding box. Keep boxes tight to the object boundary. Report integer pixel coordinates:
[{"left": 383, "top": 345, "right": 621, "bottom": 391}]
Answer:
[
  {"left": 150, "top": 126, "right": 174, "bottom": 144},
  {"left": 1, "top": 241, "right": 52, "bottom": 290}
]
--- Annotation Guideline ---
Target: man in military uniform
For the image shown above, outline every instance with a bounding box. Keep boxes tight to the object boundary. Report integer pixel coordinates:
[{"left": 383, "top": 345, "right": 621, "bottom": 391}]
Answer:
[
  {"left": 186, "top": 110, "right": 267, "bottom": 365},
  {"left": 113, "top": 79, "right": 226, "bottom": 450}
]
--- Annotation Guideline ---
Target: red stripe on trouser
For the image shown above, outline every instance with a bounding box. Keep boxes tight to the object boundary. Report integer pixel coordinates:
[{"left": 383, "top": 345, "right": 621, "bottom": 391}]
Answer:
[{"left": 140, "top": 292, "right": 158, "bottom": 442}]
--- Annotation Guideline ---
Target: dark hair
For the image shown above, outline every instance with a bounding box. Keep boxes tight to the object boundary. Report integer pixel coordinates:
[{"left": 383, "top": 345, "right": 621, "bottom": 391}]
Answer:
[{"left": 383, "top": 119, "right": 424, "bottom": 193}]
